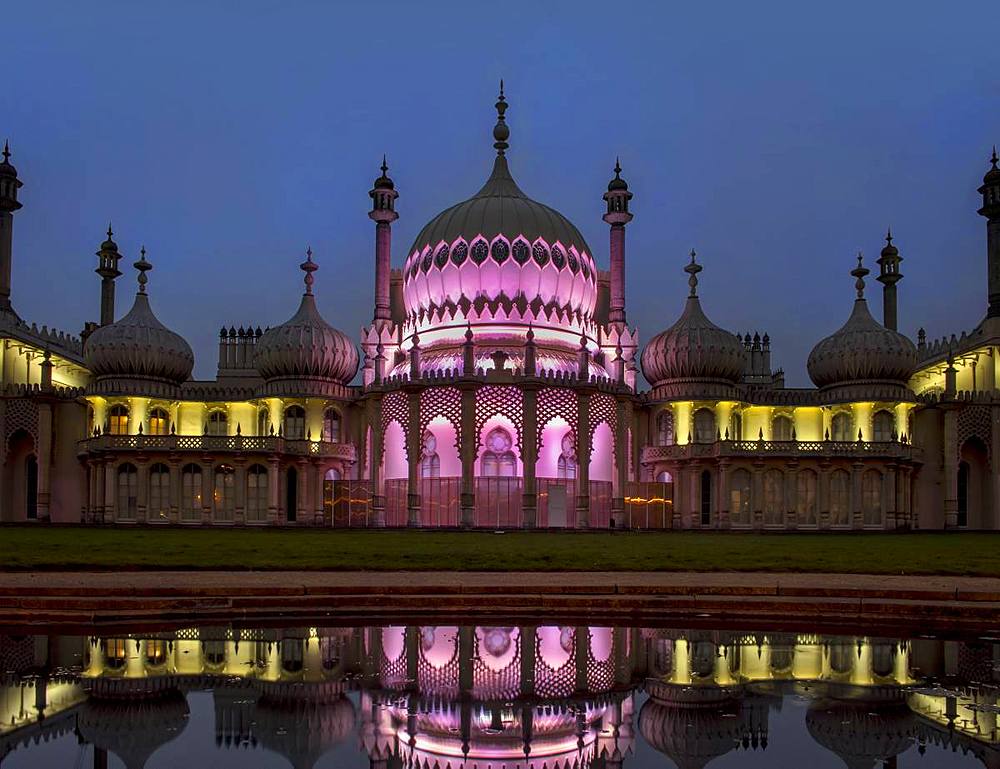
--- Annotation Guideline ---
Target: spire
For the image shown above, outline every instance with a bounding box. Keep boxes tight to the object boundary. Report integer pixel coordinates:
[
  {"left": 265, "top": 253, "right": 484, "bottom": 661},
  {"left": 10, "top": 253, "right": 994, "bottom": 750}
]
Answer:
[
  {"left": 134, "top": 247, "right": 151, "bottom": 294},
  {"left": 2, "top": 141, "right": 9, "bottom": 164},
  {"left": 992, "top": 145, "right": 999, "bottom": 170},
  {"left": 607, "top": 157, "right": 629, "bottom": 192},
  {"left": 493, "top": 80, "right": 509, "bottom": 156},
  {"left": 373, "top": 154, "right": 395, "bottom": 192},
  {"left": 300, "top": 246, "right": 317, "bottom": 295},
  {"left": 685, "top": 249, "right": 702, "bottom": 297},
  {"left": 851, "top": 251, "right": 869, "bottom": 299}
]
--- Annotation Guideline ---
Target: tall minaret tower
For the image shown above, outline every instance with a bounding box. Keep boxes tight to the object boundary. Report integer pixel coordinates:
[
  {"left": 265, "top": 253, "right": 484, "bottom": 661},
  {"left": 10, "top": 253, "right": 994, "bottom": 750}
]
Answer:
[
  {"left": 95, "top": 224, "right": 123, "bottom": 326},
  {"left": 603, "top": 159, "right": 633, "bottom": 327},
  {"left": 0, "top": 141, "right": 23, "bottom": 313},
  {"left": 369, "top": 156, "right": 398, "bottom": 328},
  {"left": 875, "top": 228, "right": 902, "bottom": 331},
  {"left": 979, "top": 147, "right": 1000, "bottom": 318}
]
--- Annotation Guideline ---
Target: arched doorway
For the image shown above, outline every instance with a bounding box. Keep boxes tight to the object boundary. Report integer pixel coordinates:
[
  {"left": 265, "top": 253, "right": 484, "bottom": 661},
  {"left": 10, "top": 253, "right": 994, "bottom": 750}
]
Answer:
[
  {"left": 958, "top": 437, "right": 991, "bottom": 528},
  {"left": 3, "top": 430, "right": 36, "bottom": 522}
]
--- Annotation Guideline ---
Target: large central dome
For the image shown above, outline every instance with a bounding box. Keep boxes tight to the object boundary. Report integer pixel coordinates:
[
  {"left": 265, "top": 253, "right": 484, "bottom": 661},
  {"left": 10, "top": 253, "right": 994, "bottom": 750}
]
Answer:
[{"left": 402, "top": 87, "right": 597, "bottom": 332}]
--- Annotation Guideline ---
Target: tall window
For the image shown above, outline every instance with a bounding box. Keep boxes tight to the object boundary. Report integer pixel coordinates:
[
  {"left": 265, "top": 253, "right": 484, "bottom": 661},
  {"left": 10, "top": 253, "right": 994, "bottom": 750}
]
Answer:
[
  {"left": 656, "top": 411, "right": 674, "bottom": 446},
  {"left": 148, "top": 408, "right": 169, "bottom": 436},
  {"left": 862, "top": 469, "right": 883, "bottom": 526},
  {"left": 729, "top": 469, "right": 751, "bottom": 526},
  {"left": 872, "top": 410, "right": 894, "bottom": 442},
  {"left": 117, "top": 463, "right": 138, "bottom": 520},
  {"left": 207, "top": 410, "right": 228, "bottom": 436},
  {"left": 763, "top": 469, "right": 784, "bottom": 525},
  {"left": 797, "top": 469, "right": 817, "bottom": 526},
  {"left": 481, "top": 426, "right": 516, "bottom": 477},
  {"left": 557, "top": 431, "right": 577, "bottom": 480},
  {"left": 213, "top": 465, "right": 235, "bottom": 522},
  {"left": 181, "top": 464, "right": 202, "bottom": 522},
  {"left": 108, "top": 404, "right": 129, "bottom": 435},
  {"left": 246, "top": 465, "right": 268, "bottom": 523},
  {"left": 772, "top": 415, "right": 793, "bottom": 442},
  {"left": 693, "top": 408, "right": 716, "bottom": 443},
  {"left": 258, "top": 407, "right": 270, "bottom": 436},
  {"left": 25, "top": 455, "right": 37, "bottom": 520},
  {"left": 830, "top": 469, "right": 850, "bottom": 526},
  {"left": 284, "top": 405, "right": 306, "bottom": 439},
  {"left": 420, "top": 431, "right": 441, "bottom": 478},
  {"left": 322, "top": 408, "right": 341, "bottom": 443},
  {"left": 149, "top": 463, "right": 170, "bottom": 520},
  {"left": 831, "top": 413, "right": 851, "bottom": 442}
]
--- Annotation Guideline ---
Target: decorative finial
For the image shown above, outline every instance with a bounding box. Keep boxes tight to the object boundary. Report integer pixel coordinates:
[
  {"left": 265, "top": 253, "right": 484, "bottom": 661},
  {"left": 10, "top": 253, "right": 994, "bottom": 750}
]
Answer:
[
  {"left": 885, "top": 227, "right": 893, "bottom": 245},
  {"left": 300, "top": 246, "right": 317, "bottom": 295},
  {"left": 493, "top": 80, "right": 509, "bottom": 156},
  {"left": 134, "top": 246, "right": 151, "bottom": 294},
  {"left": 684, "top": 249, "right": 702, "bottom": 297},
  {"left": 107, "top": 221, "right": 114, "bottom": 239},
  {"left": 381, "top": 154, "right": 388, "bottom": 175},
  {"left": 992, "top": 145, "right": 999, "bottom": 170},
  {"left": 851, "top": 251, "right": 869, "bottom": 299},
  {"left": 1, "top": 140, "right": 9, "bottom": 163},
  {"left": 614, "top": 157, "right": 622, "bottom": 177}
]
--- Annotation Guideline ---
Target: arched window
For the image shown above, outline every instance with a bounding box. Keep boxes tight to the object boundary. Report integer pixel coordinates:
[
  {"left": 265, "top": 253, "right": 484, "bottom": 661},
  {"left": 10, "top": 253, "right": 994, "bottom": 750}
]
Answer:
[
  {"left": 420, "top": 431, "right": 441, "bottom": 478},
  {"left": 772, "top": 415, "right": 793, "bottom": 442},
  {"left": 207, "top": 410, "right": 227, "bottom": 436},
  {"left": 729, "top": 469, "right": 751, "bottom": 526},
  {"left": 246, "top": 464, "right": 268, "bottom": 523},
  {"left": 213, "top": 464, "right": 235, "bottom": 522},
  {"left": 284, "top": 405, "right": 306, "bottom": 440},
  {"left": 148, "top": 408, "right": 169, "bottom": 436},
  {"left": 797, "top": 469, "right": 817, "bottom": 526},
  {"left": 831, "top": 412, "right": 851, "bottom": 442},
  {"left": 872, "top": 410, "right": 894, "bottom": 442},
  {"left": 693, "top": 408, "right": 716, "bottom": 443},
  {"left": 257, "top": 407, "right": 270, "bottom": 437},
  {"left": 481, "top": 426, "right": 516, "bottom": 477},
  {"left": 181, "top": 464, "right": 202, "bottom": 522},
  {"left": 557, "top": 431, "right": 577, "bottom": 480},
  {"left": 117, "top": 463, "right": 138, "bottom": 520},
  {"left": 149, "top": 463, "right": 170, "bottom": 520},
  {"left": 108, "top": 404, "right": 129, "bottom": 435},
  {"left": 322, "top": 408, "right": 341, "bottom": 443},
  {"left": 830, "top": 469, "right": 851, "bottom": 526},
  {"left": 656, "top": 411, "right": 674, "bottom": 446},
  {"left": 763, "top": 469, "right": 784, "bottom": 525},
  {"left": 862, "top": 469, "right": 883, "bottom": 526}
]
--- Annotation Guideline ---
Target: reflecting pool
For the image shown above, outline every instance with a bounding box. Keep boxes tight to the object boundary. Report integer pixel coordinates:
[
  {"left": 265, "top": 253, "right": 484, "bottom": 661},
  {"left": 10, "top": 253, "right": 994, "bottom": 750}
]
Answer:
[{"left": 1, "top": 624, "right": 998, "bottom": 767}]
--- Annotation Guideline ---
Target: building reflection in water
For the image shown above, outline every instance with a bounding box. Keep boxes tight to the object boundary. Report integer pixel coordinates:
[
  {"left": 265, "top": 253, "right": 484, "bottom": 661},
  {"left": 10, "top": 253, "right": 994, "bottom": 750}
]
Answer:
[{"left": 0, "top": 626, "right": 998, "bottom": 768}]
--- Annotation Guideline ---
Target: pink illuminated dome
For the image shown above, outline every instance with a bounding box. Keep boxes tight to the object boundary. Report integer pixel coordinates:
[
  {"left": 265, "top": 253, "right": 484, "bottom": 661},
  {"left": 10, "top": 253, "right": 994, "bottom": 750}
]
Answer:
[{"left": 402, "top": 84, "right": 597, "bottom": 335}]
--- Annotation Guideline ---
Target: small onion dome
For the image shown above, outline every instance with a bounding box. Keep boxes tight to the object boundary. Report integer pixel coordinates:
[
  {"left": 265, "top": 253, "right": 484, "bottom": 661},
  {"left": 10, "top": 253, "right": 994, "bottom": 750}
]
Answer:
[
  {"left": 607, "top": 158, "right": 629, "bottom": 191},
  {"left": 640, "top": 251, "right": 746, "bottom": 398},
  {"left": 254, "top": 685, "right": 355, "bottom": 769},
  {"left": 84, "top": 249, "right": 194, "bottom": 396},
  {"left": 99, "top": 223, "right": 119, "bottom": 254},
  {"left": 372, "top": 155, "right": 394, "bottom": 190},
  {"left": 638, "top": 695, "right": 746, "bottom": 769},
  {"left": 806, "top": 699, "right": 915, "bottom": 769},
  {"left": 0, "top": 140, "right": 17, "bottom": 179},
  {"left": 77, "top": 689, "right": 189, "bottom": 769},
  {"left": 807, "top": 254, "right": 916, "bottom": 400},
  {"left": 255, "top": 248, "right": 359, "bottom": 394}
]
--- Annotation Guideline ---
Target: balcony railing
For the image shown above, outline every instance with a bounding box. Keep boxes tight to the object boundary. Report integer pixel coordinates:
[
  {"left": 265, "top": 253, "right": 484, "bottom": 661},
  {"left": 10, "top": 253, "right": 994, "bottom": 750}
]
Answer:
[
  {"left": 641, "top": 439, "right": 917, "bottom": 463},
  {"left": 78, "top": 434, "right": 356, "bottom": 461}
]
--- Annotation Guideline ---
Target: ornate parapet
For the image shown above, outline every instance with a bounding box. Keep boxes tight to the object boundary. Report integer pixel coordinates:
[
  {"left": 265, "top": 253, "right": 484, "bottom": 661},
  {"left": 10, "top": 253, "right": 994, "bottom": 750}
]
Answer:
[
  {"left": 78, "top": 434, "right": 357, "bottom": 462},
  {"left": 641, "top": 439, "right": 919, "bottom": 464}
]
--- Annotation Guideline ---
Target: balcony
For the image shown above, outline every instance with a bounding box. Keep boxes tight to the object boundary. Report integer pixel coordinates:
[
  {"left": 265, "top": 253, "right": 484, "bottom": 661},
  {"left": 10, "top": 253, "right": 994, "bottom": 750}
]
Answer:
[
  {"left": 78, "top": 434, "right": 357, "bottom": 462},
  {"left": 641, "top": 439, "right": 918, "bottom": 463}
]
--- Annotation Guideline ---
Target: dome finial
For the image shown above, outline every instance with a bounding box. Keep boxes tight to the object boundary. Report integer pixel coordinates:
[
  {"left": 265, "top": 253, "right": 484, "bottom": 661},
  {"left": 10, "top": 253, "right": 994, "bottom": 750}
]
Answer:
[
  {"left": 2, "top": 140, "right": 9, "bottom": 163},
  {"left": 134, "top": 246, "right": 151, "bottom": 294},
  {"left": 301, "top": 246, "right": 317, "bottom": 295},
  {"left": 381, "top": 154, "right": 388, "bottom": 175},
  {"left": 885, "top": 227, "right": 893, "bottom": 245},
  {"left": 493, "top": 80, "right": 510, "bottom": 156},
  {"left": 684, "top": 249, "right": 702, "bottom": 297},
  {"left": 992, "top": 145, "right": 999, "bottom": 170},
  {"left": 107, "top": 221, "right": 114, "bottom": 239},
  {"left": 851, "top": 251, "right": 869, "bottom": 299}
]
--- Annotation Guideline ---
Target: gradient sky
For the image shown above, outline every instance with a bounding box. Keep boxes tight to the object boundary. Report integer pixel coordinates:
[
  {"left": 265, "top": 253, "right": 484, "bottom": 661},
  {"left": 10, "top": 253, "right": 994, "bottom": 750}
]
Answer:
[{"left": 3, "top": 1, "right": 999, "bottom": 386}]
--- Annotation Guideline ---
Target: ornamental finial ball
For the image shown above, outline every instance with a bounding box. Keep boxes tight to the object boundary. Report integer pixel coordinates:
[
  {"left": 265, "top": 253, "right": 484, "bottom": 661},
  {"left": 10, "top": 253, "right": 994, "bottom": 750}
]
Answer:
[
  {"left": 684, "top": 249, "right": 702, "bottom": 297},
  {"left": 134, "top": 247, "right": 151, "bottom": 293},
  {"left": 493, "top": 81, "right": 509, "bottom": 155},
  {"left": 300, "top": 247, "right": 318, "bottom": 295},
  {"left": 851, "top": 251, "right": 869, "bottom": 299}
]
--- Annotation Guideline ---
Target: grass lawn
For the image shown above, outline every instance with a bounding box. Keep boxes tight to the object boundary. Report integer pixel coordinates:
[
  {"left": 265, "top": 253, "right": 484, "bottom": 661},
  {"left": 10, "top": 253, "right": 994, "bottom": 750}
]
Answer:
[{"left": 0, "top": 525, "right": 998, "bottom": 574}]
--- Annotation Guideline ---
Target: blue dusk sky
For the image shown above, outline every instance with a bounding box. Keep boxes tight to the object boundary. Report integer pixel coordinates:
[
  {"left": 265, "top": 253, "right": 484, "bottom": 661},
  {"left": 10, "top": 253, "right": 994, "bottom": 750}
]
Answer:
[{"left": 2, "top": 1, "right": 999, "bottom": 385}]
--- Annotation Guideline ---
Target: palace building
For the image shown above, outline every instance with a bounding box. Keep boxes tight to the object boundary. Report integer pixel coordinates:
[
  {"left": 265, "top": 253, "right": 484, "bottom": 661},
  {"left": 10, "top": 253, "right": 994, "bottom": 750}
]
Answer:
[{"left": 1, "top": 88, "right": 999, "bottom": 530}]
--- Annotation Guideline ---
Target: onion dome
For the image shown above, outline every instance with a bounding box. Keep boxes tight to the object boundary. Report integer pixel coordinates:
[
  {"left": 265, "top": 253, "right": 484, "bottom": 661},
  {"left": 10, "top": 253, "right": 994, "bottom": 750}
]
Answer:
[
  {"left": 403, "top": 83, "right": 597, "bottom": 331},
  {"left": 806, "top": 699, "right": 915, "bottom": 769},
  {"left": 807, "top": 254, "right": 917, "bottom": 401},
  {"left": 254, "top": 685, "right": 355, "bottom": 769},
  {"left": 84, "top": 248, "right": 195, "bottom": 397},
  {"left": 607, "top": 158, "right": 629, "bottom": 191},
  {"left": 639, "top": 692, "right": 747, "bottom": 769},
  {"left": 373, "top": 155, "right": 394, "bottom": 191},
  {"left": 77, "top": 689, "right": 189, "bottom": 769},
  {"left": 640, "top": 251, "right": 747, "bottom": 399},
  {"left": 255, "top": 248, "right": 359, "bottom": 396}
]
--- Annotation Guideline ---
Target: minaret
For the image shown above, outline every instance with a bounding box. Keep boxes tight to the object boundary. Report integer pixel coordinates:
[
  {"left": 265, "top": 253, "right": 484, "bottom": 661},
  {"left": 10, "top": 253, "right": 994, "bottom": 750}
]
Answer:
[
  {"left": 603, "top": 158, "right": 633, "bottom": 326},
  {"left": 979, "top": 146, "right": 1000, "bottom": 318},
  {"left": 875, "top": 228, "right": 902, "bottom": 330},
  {"left": 0, "top": 141, "right": 24, "bottom": 312},
  {"left": 369, "top": 156, "right": 398, "bottom": 327},
  {"left": 95, "top": 224, "right": 123, "bottom": 326}
]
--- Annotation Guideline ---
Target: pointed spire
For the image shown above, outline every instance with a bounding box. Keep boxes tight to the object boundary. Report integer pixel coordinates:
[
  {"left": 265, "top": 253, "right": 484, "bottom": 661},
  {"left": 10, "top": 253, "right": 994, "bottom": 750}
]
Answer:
[
  {"left": 381, "top": 154, "right": 388, "bottom": 175},
  {"left": 607, "top": 157, "right": 629, "bottom": 192},
  {"left": 373, "top": 154, "right": 395, "bottom": 191},
  {"left": 885, "top": 227, "right": 892, "bottom": 245},
  {"left": 300, "top": 246, "right": 317, "bottom": 295},
  {"left": 1, "top": 140, "right": 9, "bottom": 164},
  {"left": 684, "top": 249, "right": 702, "bottom": 297},
  {"left": 493, "top": 80, "right": 510, "bottom": 156},
  {"left": 851, "top": 251, "right": 869, "bottom": 299},
  {"left": 134, "top": 246, "right": 151, "bottom": 294},
  {"left": 992, "top": 145, "right": 999, "bottom": 170},
  {"left": 107, "top": 221, "right": 114, "bottom": 239}
]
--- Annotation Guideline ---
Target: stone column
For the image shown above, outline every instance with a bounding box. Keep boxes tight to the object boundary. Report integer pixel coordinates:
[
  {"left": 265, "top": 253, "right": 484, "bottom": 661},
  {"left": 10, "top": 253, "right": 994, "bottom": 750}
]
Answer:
[
  {"left": 267, "top": 458, "right": 280, "bottom": 524},
  {"left": 943, "top": 407, "right": 959, "bottom": 527},
  {"left": 818, "top": 464, "right": 831, "bottom": 530},
  {"left": 672, "top": 465, "right": 685, "bottom": 529},
  {"left": 369, "top": 399, "right": 385, "bottom": 526},
  {"left": 168, "top": 458, "right": 180, "bottom": 524},
  {"left": 459, "top": 385, "right": 476, "bottom": 527},
  {"left": 851, "top": 461, "right": 863, "bottom": 529},
  {"left": 521, "top": 385, "right": 538, "bottom": 528},
  {"left": 103, "top": 458, "right": 116, "bottom": 523},
  {"left": 885, "top": 464, "right": 898, "bottom": 530},
  {"left": 232, "top": 460, "right": 246, "bottom": 525},
  {"left": 136, "top": 460, "right": 149, "bottom": 523},
  {"left": 92, "top": 461, "right": 104, "bottom": 524},
  {"left": 315, "top": 461, "right": 328, "bottom": 526},
  {"left": 406, "top": 390, "right": 421, "bottom": 527},
  {"left": 785, "top": 461, "right": 797, "bottom": 530},
  {"left": 36, "top": 402, "right": 52, "bottom": 520},
  {"left": 296, "top": 457, "right": 308, "bottom": 524},
  {"left": 752, "top": 464, "right": 764, "bottom": 530},
  {"left": 613, "top": 398, "right": 628, "bottom": 527},
  {"left": 576, "top": 390, "right": 591, "bottom": 528},
  {"left": 201, "top": 463, "right": 213, "bottom": 524},
  {"left": 717, "top": 460, "right": 730, "bottom": 529}
]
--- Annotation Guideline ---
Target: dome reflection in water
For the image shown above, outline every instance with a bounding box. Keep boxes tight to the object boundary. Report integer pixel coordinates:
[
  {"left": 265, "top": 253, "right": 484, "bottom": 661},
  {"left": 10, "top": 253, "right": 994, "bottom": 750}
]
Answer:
[{"left": 0, "top": 625, "right": 996, "bottom": 768}]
